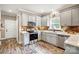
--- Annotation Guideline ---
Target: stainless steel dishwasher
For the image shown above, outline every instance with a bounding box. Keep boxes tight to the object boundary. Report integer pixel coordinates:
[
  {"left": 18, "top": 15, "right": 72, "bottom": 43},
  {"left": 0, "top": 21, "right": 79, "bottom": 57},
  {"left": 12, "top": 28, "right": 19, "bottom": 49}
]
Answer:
[{"left": 57, "top": 35, "right": 69, "bottom": 49}]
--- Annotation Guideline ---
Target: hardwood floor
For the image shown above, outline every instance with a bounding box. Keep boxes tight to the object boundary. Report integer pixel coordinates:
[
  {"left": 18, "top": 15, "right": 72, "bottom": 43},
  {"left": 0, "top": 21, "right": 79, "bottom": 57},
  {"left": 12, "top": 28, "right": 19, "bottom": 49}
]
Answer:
[
  {"left": 37, "top": 41, "right": 64, "bottom": 54},
  {"left": 0, "top": 39, "right": 64, "bottom": 54}
]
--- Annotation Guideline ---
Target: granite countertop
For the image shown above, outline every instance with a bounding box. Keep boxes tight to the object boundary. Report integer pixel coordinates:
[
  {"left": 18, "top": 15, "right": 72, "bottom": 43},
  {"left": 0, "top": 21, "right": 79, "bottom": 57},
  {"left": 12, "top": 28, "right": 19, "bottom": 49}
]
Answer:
[
  {"left": 20, "top": 30, "right": 71, "bottom": 36},
  {"left": 20, "top": 31, "right": 28, "bottom": 33},
  {"left": 65, "top": 35, "right": 79, "bottom": 47},
  {"left": 39, "top": 30, "right": 71, "bottom": 36},
  {"left": 20, "top": 29, "right": 70, "bottom": 36},
  {"left": 20, "top": 31, "right": 38, "bottom": 34}
]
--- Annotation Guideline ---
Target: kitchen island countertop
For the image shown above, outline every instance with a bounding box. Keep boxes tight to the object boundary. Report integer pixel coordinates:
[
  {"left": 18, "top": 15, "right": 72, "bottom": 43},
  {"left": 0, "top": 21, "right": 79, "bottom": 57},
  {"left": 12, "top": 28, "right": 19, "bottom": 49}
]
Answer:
[{"left": 65, "top": 35, "right": 79, "bottom": 48}]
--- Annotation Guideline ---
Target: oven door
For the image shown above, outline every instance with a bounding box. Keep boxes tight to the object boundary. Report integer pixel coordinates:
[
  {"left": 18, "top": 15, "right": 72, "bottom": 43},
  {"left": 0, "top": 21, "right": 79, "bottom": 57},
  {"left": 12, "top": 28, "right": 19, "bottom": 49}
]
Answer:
[{"left": 30, "top": 33, "right": 38, "bottom": 41}]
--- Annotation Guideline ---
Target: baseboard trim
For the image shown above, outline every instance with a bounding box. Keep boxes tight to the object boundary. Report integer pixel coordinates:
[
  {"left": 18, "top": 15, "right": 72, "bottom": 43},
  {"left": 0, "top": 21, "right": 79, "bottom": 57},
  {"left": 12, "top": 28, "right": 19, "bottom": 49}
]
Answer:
[
  {"left": 0, "top": 37, "right": 16, "bottom": 41},
  {"left": 6, "top": 37, "right": 16, "bottom": 39}
]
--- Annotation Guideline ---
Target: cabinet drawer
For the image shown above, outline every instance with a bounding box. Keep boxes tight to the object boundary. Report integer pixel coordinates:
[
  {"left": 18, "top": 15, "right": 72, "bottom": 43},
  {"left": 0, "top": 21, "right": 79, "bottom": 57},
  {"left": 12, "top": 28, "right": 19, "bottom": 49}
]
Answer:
[
  {"left": 46, "top": 36, "right": 57, "bottom": 46},
  {"left": 46, "top": 33, "right": 57, "bottom": 37}
]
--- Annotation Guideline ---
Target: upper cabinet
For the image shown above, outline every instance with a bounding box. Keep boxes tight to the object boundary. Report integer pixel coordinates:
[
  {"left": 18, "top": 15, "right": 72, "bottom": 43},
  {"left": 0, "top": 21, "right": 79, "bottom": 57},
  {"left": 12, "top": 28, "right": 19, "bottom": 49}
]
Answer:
[
  {"left": 41, "top": 15, "right": 50, "bottom": 26},
  {"left": 28, "top": 15, "right": 36, "bottom": 22},
  {"left": 41, "top": 16, "right": 47, "bottom": 26},
  {"left": 72, "top": 8, "right": 79, "bottom": 26},
  {"left": 21, "top": 12, "right": 41, "bottom": 26},
  {"left": 60, "top": 5, "right": 79, "bottom": 26},
  {"left": 46, "top": 15, "right": 50, "bottom": 26},
  {"left": 60, "top": 10, "right": 72, "bottom": 26},
  {"left": 36, "top": 16, "right": 41, "bottom": 26}
]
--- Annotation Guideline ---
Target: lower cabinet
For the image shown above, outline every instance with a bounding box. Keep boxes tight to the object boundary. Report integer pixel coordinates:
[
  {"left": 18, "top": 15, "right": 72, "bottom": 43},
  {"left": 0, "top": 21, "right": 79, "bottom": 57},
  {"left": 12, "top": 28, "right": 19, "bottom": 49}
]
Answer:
[
  {"left": 37, "top": 31, "right": 41, "bottom": 40},
  {"left": 46, "top": 33, "right": 58, "bottom": 46},
  {"left": 57, "top": 35, "right": 65, "bottom": 48},
  {"left": 41, "top": 32, "right": 69, "bottom": 49},
  {"left": 41, "top": 32, "right": 58, "bottom": 46},
  {"left": 41, "top": 32, "right": 46, "bottom": 41},
  {"left": 21, "top": 33, "right": 30, "bottom": 45}
]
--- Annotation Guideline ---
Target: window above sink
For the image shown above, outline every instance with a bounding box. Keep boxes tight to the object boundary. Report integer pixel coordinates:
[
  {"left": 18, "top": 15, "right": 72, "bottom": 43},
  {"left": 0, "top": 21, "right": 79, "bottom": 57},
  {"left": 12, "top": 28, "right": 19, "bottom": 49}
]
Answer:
[{"left": 49, "top": 17, "right": 61, "bottom": 30}]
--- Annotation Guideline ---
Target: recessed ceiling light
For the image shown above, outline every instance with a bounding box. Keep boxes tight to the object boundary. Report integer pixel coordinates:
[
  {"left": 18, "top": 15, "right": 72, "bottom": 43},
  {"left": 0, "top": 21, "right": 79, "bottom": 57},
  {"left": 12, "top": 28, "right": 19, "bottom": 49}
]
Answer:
[
  {"left": 52, "top": 8, "right": 54, "bottom": 11},
  {"left": 40, "top": 10, "right": 44, "bottom": 13},
  {"left": 8, "top": 9, "right": 12, "bottom": 12}
]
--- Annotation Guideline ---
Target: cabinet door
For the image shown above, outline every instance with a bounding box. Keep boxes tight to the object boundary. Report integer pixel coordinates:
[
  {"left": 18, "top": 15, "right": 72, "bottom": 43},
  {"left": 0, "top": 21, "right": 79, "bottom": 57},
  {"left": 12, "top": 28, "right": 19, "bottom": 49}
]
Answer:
[
  {"left": 22, "top": 13, "right": 28, "bottom": 26},
  {"left": 36, "top": 16, "right": 41, "bottom": 26},
  {"left": 66, "top": 10, "right": 72, "bottom": 26},
  {"left": 41, "top": 32, "right": 46, "bottom": 41},
  {"left": 60, "top": 10, "right": 71, "bottom": 26},
  {"left": 41, "top": 16, "right": 47, "bottom": 26},
  {"left": 28, "top": 15, "right": 36, "bottom": 24},
  {"left": 60, "top": 11, "right": 67, "bottom": 26},
  {"left": 46, "top": 15, "right": 50, "bottom": 26},
  {"left": 72, "top": 8, "right": 79, "bottom": 26},
  {"left": 28, "top": 15, "right": 32, "bottom": 22},
  {"left": 38, "top": 31, "right": 41, "bottom": 40},
  {"left": 23, "top": 33, "right": 30, "bottom": 45},
  {"left": 46, "top": 33, "right": 58, "bottom": 46},
  {"left": 32, "top": 16, "right": 36, "bottom": 22},
  {"left": 57, "top": 36, "right": 65, "bottom": 48}
]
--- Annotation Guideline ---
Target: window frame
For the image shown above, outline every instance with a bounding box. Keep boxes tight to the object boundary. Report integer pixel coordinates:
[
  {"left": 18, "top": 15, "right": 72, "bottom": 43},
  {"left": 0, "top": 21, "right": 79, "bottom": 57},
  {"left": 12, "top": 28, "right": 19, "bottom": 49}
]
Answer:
[{"left": 49, "top": 17, "right": 61, "bottom": 30}]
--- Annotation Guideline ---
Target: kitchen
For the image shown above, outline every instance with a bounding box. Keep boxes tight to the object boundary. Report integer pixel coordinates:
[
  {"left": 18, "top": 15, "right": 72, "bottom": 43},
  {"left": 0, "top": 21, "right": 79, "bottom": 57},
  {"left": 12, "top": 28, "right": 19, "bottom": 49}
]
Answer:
[{"left": 0, "top": 4, "right": 79, "bottom": 54}]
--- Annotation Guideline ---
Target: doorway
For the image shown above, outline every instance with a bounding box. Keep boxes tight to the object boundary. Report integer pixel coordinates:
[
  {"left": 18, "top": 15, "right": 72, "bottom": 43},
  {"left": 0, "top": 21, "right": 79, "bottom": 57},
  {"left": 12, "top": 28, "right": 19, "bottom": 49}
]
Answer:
[{"left": 5, "top": 19, "right": 16, "bottom": 38}]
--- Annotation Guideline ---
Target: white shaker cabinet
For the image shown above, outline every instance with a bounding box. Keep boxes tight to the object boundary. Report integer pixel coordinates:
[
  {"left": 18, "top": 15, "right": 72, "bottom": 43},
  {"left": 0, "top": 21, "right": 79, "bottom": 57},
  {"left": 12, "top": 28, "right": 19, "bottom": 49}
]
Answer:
[
  {"left": 60, "top": 10, "right": 72, "bottom": 26},
  {"left": 28, "top": 15, "right": 32, "bottom": 22},
  {"left": 72, "top": 8, "right": 79, "bottom": 26},
  {"left": 65, "top": 10, "right": 72, "bottom": 26},
  {"left": 36, "top": 16, "right": 41, "bottom": 26},
  {"left": 28, "top": 15, "right": 36, "bottom": 22},
  {"left": 37, "top": 31, "right": 41, "bottom": 40},
  {"left": 41, "top": 32, "right": 46, "bottom": 41},
  {"left": 60, "top": 6, "right": 79, "bottom": 26},
  {"left": 32, "top": 16, "right": 36, "bottom": 22},
  {"left": 41, "top": 32, "right": 58, "bottom": 46},
  {"left": 57, "top": 35, "right": 65, "bottom": 49},
  {"left": 46, "top": 33, "right": 58, "bottom": 46},
  {"left": 60, "top": 12, "right": 66, "bottom": 26},
  {"left": 42, "top": 15, "right": 50, "bottom": 26},
  {"left": 46, "top": 15, "right": 50, "bottom": 26},
  {"left": 41, "top": 32, "right": 70, "bottom": 48},
  {"left": 41, "top": 16, "right": 47, "bottom": 26},
  {"left": 21, "top": 32, "right": 30, "bottom": 45}
]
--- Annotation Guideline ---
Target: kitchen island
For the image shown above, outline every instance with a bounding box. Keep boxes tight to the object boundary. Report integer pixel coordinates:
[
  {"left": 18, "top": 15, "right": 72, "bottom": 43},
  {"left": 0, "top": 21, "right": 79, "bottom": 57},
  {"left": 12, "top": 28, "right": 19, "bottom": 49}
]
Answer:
[{"left": 64, "top": 35, "right": 79, "bottom": 54}]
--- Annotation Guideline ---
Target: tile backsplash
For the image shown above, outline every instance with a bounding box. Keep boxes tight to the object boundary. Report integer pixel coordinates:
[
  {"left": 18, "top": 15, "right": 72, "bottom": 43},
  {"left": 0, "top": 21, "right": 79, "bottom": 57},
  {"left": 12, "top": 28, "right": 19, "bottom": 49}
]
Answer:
[
  {"left": 21, "top": 26, "right": 49, "bottom": 31},
  {"left": 62, "top": 26, "right": 79, "bottom": 34}
]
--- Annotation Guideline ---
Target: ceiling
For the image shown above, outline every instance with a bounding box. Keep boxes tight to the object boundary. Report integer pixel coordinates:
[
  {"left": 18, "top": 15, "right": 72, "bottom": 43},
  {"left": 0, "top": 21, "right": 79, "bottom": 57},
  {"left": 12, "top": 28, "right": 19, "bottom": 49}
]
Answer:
[{"left": 0, "top": 4, "right": 76, "bottom": 16}]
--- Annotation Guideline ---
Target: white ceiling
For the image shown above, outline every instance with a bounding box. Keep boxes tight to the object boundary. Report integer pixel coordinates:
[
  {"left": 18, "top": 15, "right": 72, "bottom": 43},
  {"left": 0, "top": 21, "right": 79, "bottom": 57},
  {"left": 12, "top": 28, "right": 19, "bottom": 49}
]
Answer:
[
  {"left": 0, "top": 4, "right": 76, "bottom": 16},
  {"left": 0, "top": 4, "right": 64, "bottom": 14}
]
